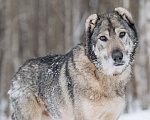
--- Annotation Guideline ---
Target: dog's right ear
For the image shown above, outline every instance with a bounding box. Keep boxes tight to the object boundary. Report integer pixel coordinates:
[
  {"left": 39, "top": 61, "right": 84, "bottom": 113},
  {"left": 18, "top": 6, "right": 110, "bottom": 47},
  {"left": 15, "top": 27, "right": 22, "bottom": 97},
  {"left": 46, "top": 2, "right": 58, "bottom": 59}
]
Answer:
[{"left": 85, "top": 14, "right": 99, "bottom": 37}]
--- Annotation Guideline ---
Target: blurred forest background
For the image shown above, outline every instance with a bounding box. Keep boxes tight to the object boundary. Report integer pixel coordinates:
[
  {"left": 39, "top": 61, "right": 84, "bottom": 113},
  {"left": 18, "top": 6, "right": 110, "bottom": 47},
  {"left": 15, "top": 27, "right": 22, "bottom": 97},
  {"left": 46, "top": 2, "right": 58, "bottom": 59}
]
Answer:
[{"left": 0, "top": 0, "right": 150, "bottom": 119}]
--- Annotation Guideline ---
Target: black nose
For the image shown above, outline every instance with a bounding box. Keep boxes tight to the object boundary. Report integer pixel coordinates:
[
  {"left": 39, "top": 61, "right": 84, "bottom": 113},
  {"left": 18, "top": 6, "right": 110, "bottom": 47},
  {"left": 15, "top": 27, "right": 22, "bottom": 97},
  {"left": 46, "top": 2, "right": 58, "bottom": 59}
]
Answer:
[{"left": 112, "top": 50, "right": 123, "bottom": 63}]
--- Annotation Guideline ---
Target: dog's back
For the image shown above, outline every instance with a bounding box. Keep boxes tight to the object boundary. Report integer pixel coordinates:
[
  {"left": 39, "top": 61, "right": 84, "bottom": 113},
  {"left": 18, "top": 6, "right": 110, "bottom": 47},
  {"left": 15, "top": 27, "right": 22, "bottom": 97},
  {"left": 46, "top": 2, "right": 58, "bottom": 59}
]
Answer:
[{"left": 9, "top": 43, "right": 87, "bottom": 120}]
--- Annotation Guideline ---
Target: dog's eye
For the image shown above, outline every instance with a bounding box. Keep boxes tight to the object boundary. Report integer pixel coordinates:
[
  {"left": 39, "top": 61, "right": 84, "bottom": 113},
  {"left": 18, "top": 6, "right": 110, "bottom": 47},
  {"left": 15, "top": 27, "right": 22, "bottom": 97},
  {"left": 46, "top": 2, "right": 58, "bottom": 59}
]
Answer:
[
  {"left": 100, "top": 36, "right": 107, "bottom": 42},
  {"left": 119, "top": 32, "right": 126, "bottom": 38}
]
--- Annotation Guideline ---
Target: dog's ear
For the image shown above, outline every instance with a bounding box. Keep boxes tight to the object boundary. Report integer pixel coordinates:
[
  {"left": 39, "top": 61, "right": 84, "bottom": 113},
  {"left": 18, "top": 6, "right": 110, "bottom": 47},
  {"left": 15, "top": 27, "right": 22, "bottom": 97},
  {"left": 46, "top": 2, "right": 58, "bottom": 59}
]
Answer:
[
  {"left": 85, "top": 14, "right": 99, "bottom": 36},
  {"left": 114, "top": 7, "right": 133, "bottom": 24}
]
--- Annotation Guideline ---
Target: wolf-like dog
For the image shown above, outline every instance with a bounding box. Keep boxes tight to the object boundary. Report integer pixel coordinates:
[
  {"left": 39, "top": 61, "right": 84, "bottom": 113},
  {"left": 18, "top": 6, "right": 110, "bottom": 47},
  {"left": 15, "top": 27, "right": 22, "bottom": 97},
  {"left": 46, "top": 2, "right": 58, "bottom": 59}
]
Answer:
[{"left": 8, "top": 7, "right": 138, "bottom": 120}]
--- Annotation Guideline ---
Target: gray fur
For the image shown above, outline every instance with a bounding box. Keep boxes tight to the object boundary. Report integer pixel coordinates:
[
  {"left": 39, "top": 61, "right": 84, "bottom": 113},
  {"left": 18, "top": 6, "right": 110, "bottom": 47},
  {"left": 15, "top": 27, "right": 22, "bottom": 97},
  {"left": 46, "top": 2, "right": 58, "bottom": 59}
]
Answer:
[{"left": 8, "top": 8, "right": 138, "bottom": 120}]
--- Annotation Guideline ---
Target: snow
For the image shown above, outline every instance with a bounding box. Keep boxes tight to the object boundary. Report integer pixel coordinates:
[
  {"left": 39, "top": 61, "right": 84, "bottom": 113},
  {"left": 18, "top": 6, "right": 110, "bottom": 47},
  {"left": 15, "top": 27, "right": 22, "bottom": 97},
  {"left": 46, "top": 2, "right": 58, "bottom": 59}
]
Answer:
[
  {"left": 119, "top": 110, "right": 150, "bottom": 120},
  {"left": 0, "top": 99, "right": 11, "bottom": 120},
  {"left": 90, "top": 95, "right": 94, "bottom": 100}
]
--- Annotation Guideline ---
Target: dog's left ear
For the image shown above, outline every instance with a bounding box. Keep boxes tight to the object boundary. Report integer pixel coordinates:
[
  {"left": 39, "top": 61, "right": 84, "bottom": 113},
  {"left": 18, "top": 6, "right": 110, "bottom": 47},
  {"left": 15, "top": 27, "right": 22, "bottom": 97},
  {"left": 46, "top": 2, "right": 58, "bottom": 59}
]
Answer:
[
  {"left": 85, "top": 14, "right": 99, "bottom": 36},
  {"left": 115, "top": 7, "right": 134, "bottom": 24}
]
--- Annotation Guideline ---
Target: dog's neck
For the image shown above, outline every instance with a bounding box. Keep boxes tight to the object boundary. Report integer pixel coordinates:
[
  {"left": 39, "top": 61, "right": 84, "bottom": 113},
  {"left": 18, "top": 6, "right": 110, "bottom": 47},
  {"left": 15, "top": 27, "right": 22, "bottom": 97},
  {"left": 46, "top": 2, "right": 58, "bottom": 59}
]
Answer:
[{"left": 73, "top": 43, "right": 131, "bottom": 99}]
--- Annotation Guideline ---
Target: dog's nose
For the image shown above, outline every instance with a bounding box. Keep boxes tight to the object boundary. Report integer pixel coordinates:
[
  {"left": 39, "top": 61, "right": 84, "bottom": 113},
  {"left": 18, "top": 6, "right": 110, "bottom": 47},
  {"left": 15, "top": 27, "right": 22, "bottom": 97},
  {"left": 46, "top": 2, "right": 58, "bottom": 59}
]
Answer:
[{"left": 112, "top": 50, "right": 123, "bottom": 63}]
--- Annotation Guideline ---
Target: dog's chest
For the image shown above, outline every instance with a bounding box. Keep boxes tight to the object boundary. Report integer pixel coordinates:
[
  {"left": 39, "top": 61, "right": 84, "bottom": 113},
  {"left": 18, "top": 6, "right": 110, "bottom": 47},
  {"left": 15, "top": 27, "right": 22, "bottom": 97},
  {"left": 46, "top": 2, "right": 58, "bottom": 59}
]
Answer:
[{"left": 82, "top": 97, "right": 125, "bottom": 120}]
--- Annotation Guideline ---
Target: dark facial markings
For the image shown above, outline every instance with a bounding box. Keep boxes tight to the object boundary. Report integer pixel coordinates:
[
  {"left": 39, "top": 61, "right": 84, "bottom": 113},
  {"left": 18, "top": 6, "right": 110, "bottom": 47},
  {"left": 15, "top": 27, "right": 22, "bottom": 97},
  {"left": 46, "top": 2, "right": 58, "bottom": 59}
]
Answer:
[
  {"left": 98, "top": 16, "right": 129, "bottom": 43},
  {"left": 107, "top": 17, "right": 116, "bottom": 36}
]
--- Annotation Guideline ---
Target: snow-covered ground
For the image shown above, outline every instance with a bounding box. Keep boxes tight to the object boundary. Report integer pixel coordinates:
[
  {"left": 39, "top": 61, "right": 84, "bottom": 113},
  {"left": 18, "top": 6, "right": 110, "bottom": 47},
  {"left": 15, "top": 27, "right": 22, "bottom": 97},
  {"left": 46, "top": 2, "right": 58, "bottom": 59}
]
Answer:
[
  {"left": 119, "top": 110, "right": 150, "bottom": 120},
  {"left": 1, "top": 111, "right": 150, "bottom": 120}
]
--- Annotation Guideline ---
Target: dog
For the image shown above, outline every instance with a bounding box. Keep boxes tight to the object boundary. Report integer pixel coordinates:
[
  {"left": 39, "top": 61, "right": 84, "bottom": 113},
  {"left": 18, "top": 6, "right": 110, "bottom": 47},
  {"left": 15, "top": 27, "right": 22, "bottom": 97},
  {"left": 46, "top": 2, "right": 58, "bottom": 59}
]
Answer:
[{"left": 8, "top": 7, "right": 138, "bottom": 120}]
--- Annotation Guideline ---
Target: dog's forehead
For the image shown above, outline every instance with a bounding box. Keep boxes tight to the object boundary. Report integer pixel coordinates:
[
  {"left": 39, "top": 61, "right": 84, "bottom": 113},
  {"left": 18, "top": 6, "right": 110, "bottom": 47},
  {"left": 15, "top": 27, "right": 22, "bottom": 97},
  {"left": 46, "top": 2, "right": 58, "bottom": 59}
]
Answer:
[{"left": 97, "top": 13, "right": 126, "bottom": 33}]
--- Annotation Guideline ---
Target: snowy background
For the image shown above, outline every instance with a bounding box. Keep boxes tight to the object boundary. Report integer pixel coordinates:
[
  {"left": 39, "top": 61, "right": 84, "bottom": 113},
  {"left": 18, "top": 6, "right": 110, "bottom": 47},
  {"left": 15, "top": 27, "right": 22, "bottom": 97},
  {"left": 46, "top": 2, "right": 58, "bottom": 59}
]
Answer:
[
  {"left": 0, "top": 0, "right": 150, "bottom": 119},
  {"left": 119, "top": 110, "right": 150, "bottom": 120}
]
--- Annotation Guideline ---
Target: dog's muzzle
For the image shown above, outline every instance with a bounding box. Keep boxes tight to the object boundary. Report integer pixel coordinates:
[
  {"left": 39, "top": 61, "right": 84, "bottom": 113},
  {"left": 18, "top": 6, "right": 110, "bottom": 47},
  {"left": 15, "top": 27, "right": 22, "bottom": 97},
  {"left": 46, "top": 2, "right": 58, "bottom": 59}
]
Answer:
[{"left": 112, "top": 49, "right": 124, "bottom": 66}]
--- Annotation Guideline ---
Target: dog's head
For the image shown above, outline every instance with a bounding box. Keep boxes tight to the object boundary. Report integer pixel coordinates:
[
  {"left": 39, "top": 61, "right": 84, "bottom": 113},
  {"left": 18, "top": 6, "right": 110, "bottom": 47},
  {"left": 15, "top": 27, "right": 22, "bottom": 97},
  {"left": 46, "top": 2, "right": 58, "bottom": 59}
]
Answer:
[{"left": 85, "top": 7, "right": 138, "bottom": 76}]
